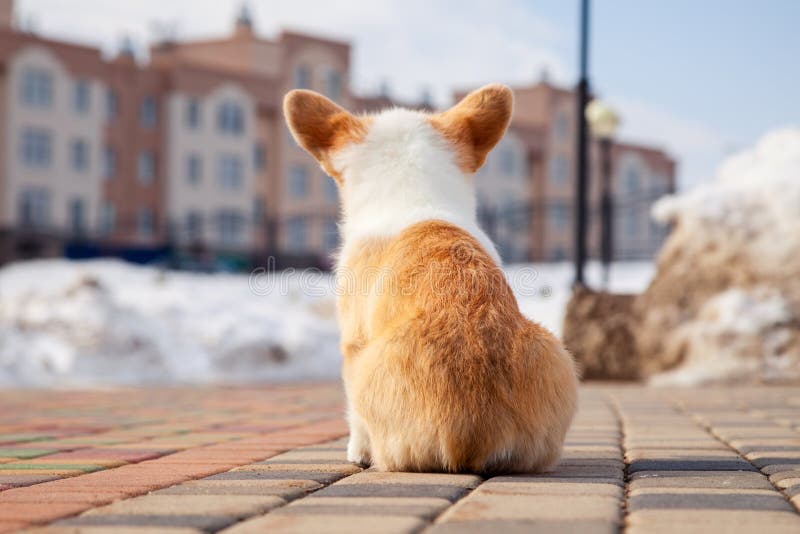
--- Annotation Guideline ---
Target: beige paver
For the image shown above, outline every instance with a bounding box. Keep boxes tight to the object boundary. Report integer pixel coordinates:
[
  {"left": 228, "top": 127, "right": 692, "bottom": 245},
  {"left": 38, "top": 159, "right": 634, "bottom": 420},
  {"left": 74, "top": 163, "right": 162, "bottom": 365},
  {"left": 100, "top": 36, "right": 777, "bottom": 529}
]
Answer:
[{"left": 3, "top": 384, "right": 800, "bottom": 533}]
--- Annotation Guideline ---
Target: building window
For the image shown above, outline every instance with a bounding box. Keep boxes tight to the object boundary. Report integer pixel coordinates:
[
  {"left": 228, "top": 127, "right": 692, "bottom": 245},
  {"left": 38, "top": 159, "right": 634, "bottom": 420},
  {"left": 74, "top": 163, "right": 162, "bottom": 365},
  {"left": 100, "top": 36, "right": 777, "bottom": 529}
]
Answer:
[
  {"left": 550, "top": 154, "right": 568, "bottom": 185},
  {"left": 21, "top": 68, "right": 52, "bottom": 107},
  {"left": 137, "top": 151, "right": 155, "bottom": 184},
  {"left": 21, "top": 129, "right": 52, "bottom": 168},
  {"left": 289, "top": 165, "right": 308, "bottom": 198},
  {"left": 625, "top": 210, "right": 640, "bottom": 237},
  {"left": 253, "top": 198, "right": 264, "bottom": 225},
  {"left": 254, "top": 143, "right": 267, "bottom": 171},
  {"left": 140, "top": 96, "right": 157, "bottom": 128},
  {"left": 74, "top": 80, "right": 90, "bottom": 114},
  {"left": 554, "top": 112, "right": 569, "bottom": 140},
  {"left": 500, "top": 147, "right": 515, "bottom": 176},
  {"left": 69, "top": 198, "right": 86, "bottom": 236},
  {"left": 625, "top": 167, "right": 640, "bottom": 195},
  {"left": 186, "top": 154, "right": 202, "bottom": 186},
  {"left": 294, "top": 64, "right": 311, "bottom": 89},
  {"left": 103, "top": 146, "right": 117, "bottom": 179},
  {"left": 325, "top": 69, "right": 341, "bottom": 100},
  {"left": 286, "top": 216, "right": 307, "bottom": 251},
  {"left": 106, "top": 89, "right": 118, "bottom": 121},
  {"left": 186, "top": 211, "right": 203, "bottom": 241},
  {"left": 323, "top": 174, "right": 338, "bottom": 201},
  {"left": 218, "top": 155, "right": 243, "bottom": 190},
  {"left": 136, "top": 207, "right": 155, "bottom": 238},
  {"left": 70, "top": 139, "right": 89, "bottom": 172},
  {"left": 217, "top": 101, "right": 244, "bottom": 135},
  {"left": 18, "top": 188, "right": 51, "bottom": 228},
  {"left": 185, "top": 98, "right": 201, "bottom": 129},
  {"left": 550, "top": 246, "right": 568, "bottom": 262},
  {"left": 100, "top": 202, "right": 115, "bottom": 235},
  {"left": 217, "top": 210, "right": 244, "bottom": 245},
  {"left": 323, "top": 217, "right": 339, "bottom": 251},
  {"left": 548, "top": 201, "right": 569, "bottom": 230}
]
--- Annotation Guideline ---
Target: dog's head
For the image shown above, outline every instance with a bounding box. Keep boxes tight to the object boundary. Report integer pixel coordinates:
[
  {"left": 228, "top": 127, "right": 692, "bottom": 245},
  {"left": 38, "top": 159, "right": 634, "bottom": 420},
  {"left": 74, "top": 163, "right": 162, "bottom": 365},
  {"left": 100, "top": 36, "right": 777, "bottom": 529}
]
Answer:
[{"left": 283, "top": 84, "right": 513, "bottom": 185}]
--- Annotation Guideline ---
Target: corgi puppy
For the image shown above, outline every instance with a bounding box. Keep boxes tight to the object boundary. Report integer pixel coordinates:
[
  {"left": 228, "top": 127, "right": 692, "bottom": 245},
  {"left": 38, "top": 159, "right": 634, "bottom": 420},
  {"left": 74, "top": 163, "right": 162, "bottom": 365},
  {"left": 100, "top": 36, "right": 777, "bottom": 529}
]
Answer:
[{"left": 283, "top": 84, "right": 578, "bottom": 473}]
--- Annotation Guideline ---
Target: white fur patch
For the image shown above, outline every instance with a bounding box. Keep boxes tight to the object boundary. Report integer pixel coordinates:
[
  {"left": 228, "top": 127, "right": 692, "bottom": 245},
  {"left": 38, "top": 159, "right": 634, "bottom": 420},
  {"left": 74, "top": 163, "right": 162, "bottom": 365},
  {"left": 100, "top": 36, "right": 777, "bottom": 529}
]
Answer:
[{"left": 332, "top": 109, "right": 500, "bottom": 265}]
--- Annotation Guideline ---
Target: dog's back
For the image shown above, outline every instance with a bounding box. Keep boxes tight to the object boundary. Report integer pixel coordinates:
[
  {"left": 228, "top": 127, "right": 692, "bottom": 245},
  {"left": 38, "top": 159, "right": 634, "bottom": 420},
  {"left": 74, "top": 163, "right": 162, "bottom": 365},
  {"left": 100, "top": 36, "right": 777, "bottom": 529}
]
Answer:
[{"left": 340, "top": 220, "right": 578, "bottom": 473}]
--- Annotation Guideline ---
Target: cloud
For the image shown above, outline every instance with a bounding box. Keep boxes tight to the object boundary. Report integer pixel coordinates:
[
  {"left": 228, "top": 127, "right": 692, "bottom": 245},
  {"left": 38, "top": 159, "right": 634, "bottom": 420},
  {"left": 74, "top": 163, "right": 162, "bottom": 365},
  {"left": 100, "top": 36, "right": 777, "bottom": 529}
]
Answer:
[{"left": 17, "top": 0, "right": 569, "bottom": 105}]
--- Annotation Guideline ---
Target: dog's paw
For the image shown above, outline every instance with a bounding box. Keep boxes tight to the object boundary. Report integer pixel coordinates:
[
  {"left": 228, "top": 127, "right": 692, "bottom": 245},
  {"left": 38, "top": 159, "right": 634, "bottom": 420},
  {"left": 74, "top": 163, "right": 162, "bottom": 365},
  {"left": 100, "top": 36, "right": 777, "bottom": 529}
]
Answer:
[{"left": 347, "top": 441, "right": 372, "bottom": 467}]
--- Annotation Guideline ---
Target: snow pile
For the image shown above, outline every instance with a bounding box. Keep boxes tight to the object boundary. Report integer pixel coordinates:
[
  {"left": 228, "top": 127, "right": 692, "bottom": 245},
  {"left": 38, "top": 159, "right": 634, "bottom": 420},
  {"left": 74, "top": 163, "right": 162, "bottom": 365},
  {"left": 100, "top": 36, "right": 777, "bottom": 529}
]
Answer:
[
  {"left": 0, "top": 260, "right": 341, "bottom": 387},
  {"left": 654, "top": 128, "right": 800, "bottom": 270},
  {"left": 0, "top": 259, "right": 653, "bottom": 387},
  {"left": 641, "top": 128, "right": 800, "bottom": 385},
  {"left": 650, "top": 288, "right": 796, "bottom": 386}
]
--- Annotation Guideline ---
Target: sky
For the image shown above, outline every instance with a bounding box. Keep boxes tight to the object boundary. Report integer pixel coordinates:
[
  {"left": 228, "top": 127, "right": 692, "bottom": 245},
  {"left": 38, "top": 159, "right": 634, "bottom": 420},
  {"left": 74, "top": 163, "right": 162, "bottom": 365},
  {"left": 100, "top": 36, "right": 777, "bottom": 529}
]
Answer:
[{"left": 13, "top": 0, "right": 800, "bottom": 190}]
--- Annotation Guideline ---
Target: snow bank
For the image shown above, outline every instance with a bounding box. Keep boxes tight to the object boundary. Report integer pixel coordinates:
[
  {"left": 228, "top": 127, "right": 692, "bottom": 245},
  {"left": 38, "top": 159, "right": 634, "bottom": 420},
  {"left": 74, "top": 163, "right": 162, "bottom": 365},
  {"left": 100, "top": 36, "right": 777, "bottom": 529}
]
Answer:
[
  {"left": 642, "top": 128, "right": 800, "bottom": 385},
  {"left": 0, "top": 259, "right": 341, "bottom": 387},
  {"left": 0, "top": 258, "right": 652, "bottom": 387}
]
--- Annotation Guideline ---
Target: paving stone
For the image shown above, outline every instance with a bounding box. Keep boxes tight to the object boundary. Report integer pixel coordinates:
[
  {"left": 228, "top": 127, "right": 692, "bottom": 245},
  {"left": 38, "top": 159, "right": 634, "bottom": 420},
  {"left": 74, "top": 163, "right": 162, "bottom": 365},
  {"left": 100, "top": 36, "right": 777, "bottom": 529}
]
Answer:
[
  {"left": 627, "top": 458, "right": 757, "bottom": 473},
  {"left": 0, "top": 501, "right": 90, "bottom": 522},
  {"left": 628, "top": 471, "right": 774, "bottom": 490},
  {"left": 55, "top": 514, "right": 237, "bottom": 530},
  {"left": 0, "top": 488, "right": 126, "bottom": 505},
  {"left": 25, "top": 528, "right": 204, "bottom": 533},
  {"left": 627, "top": 509, "right": 800, "bottom": 528},
  {"left": 220, "top": 513, "right": 426, "bottom": 534},
  {"left": 263, "top": 450, "right": 349, "bottom": 463},
  {"left": 761, "top": 463, "right": 800, "bottom": 475},
  {"left": 628, "top": 491, "right": 793, "bottom": 511},
  {"left": 84, "top": 493, "right": 284, "bottom": 517},
  {"left": 627, "top": 523, "right": 800, "bottom": 534},
  {"left": 232, "top": 462, "right": 361, "bottom": 475},
  {"left": 3, "top": 384, "right": 800, "bottom": 532},
  {"left": 276, "top": 496, "right": 451, "bottom": 519},
  {"left": 428, "top": 519, "right": 618, "bottom": 534},
  {"left": 205, "top": 470, "right": 346, "bottom": 484},
  {"left": 0, "top": 474, "right": 59, "bottom": 487},
  {"left": 152, "top": 478, "right": 321, "bottom": 499},
  {"left": 476, "top": 479, "right": 623, "bottom": 498},
  {"left": 0, "top": 521, "right": 29, "bottom": 534},
  {"left": 335, "top": 471, "right": 482, "bottom": 488},
  {"left": 314, "top": 482, "right": 470, "bottom": 501},
  {"left": 0, "top": 448, "right": 58, "bottom": 460},
  {"left": 438, "top": 494, "right": 621, "bottom": 522}
]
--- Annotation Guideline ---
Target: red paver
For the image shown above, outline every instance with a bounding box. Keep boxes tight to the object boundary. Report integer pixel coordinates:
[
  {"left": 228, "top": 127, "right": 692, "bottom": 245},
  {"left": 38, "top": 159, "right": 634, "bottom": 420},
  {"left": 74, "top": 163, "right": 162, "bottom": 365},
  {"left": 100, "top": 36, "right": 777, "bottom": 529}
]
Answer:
[
  {"left": 1, "top": 385, "right": 799, "bottom": 533},
  {"left": 0, "top": 385, "right": 348, "bottom": 531}
]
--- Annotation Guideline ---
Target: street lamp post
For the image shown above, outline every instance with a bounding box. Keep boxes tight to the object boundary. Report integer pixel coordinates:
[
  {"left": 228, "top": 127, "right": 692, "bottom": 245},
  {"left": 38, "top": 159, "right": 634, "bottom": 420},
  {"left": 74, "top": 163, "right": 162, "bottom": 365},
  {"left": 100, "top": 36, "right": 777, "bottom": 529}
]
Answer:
[
  {"left": 586, "top": 100, "right": 620, "bottom": 288},
  {"left": 573, "top": 0, "right": 591, "bottom": 287}
]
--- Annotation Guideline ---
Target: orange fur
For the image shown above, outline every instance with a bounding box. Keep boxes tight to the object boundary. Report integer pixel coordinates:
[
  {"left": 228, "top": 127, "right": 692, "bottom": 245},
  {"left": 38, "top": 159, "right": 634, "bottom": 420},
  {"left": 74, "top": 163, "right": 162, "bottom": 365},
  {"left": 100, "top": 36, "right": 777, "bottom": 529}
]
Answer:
[
  {"left": 338, "top": 222, "right": 578, "bottom": 473},
  {"left": 283, "top": 85, "right": 578, "bottom": 474},
  {"left": 283, "top": 90, "right": 370, "bottom": 183},
  {"left": 429, "top": 84, "right": 513, "bottom": 173}
]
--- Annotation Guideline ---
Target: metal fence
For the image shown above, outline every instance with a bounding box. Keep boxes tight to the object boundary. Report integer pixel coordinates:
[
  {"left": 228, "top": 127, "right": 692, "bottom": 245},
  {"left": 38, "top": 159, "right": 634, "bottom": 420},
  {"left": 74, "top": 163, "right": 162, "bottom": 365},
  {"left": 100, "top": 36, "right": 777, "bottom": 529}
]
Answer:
[{"left": 1, "top": 188, "right": 671, "bottom": 270}]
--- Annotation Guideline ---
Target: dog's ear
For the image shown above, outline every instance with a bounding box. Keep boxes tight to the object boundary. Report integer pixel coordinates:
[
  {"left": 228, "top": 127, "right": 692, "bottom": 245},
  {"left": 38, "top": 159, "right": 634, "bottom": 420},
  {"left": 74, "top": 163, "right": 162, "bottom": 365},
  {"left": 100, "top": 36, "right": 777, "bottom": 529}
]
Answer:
[
  {"left": 283, "top": 90, "right": 367, "bottom": 179},
  {"left": 430, "top": 84, "right": 513, "bottom": 173}
]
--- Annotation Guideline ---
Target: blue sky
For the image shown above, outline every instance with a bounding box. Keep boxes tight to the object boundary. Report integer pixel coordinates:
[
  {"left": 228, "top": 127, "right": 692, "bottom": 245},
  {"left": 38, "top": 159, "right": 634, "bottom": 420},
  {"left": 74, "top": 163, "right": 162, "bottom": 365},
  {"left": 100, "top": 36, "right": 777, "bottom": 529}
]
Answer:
[
  {"left": 538, "top": 0, "right": 800, "bottom": 188},
  {"left": 15, "top": 0, "right": 800, "bottom": 189}
]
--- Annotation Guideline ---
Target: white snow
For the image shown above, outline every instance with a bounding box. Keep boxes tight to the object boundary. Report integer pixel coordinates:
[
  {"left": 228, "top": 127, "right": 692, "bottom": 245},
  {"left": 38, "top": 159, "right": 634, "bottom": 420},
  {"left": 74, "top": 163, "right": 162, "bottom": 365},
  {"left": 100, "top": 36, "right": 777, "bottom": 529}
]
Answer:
[
  {"left": 653, "top": 127, "right": 800, "bottom": 268},
  {"left": 649, "top": 127, "right": 800, "bottom": 386},
  {"left": 0, "top": 258, "right": 653, "bottom": 387},
  {"left": 650, "top": 287, "right": 795, "bottom": 386}
]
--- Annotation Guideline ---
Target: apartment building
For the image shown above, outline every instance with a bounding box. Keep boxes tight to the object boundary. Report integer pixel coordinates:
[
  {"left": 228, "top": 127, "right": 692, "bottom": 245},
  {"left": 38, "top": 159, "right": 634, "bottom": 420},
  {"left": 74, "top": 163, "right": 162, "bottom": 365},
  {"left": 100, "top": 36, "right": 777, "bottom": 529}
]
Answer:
[
  {"left": 468, "top": 80, "right": 676, "bottom": 262},
  {"left": 0, "top": 1, "right": 675, "bottom": 268}
]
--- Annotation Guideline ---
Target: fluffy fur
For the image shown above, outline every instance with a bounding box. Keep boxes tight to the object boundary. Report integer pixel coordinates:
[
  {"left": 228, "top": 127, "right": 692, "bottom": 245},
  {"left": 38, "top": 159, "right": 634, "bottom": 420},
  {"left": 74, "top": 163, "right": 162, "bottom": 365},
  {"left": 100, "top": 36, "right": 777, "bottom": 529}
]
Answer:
[{"left": 283, "top": 84, "right": 578, "bottom": 473}]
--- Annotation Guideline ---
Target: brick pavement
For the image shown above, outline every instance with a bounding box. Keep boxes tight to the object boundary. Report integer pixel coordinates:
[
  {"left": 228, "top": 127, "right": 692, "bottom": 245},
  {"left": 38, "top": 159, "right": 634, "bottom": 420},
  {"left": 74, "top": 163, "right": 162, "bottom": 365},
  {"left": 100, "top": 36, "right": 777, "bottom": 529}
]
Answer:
[{"left": 0, "top": 384, "right": 798, "bottom": 533}]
